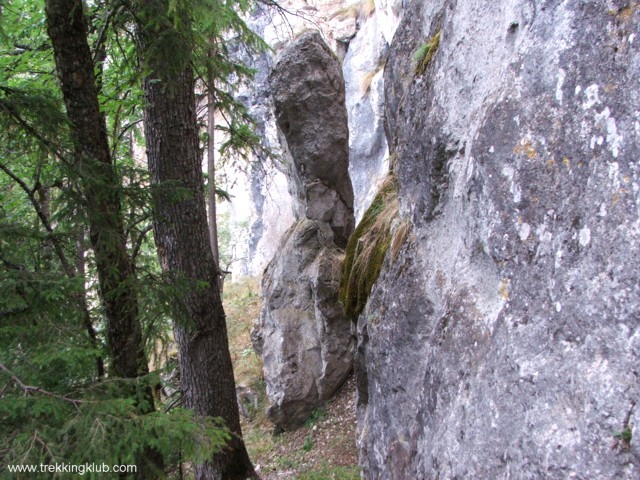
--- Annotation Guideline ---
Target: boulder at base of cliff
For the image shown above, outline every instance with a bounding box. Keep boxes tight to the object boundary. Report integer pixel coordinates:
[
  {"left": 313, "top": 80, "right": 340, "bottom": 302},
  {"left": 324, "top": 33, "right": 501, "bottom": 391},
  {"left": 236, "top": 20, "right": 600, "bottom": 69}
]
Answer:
[
  {"left": 253, "top": 219, "right": 353, "bottom": 429},
  {"left": 253, "top": 31, "right": 355, "bottom": 430}
]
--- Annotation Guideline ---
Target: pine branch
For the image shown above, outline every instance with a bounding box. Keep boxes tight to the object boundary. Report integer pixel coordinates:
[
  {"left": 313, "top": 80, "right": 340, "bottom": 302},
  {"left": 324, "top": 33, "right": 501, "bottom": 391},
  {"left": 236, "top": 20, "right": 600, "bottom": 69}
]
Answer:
[
  {"left": 92, "top": 3, "right": 125, "bottom": 65},
  {"left": 0, "top": 162, "right": 74, "bottom": 277},
  {"left": 0, "top": 363, "right": 86, "bottom": 407},
  {"left": 0, "top": 89, "right": 72, "bottom": 166},
  {"left": 132, "top": 224, "right": 153, "bottom": 262},
  {"left": 21, "top": 430, "right": 56, "bottom": 465},
  {"left": 111, "top": 118, "right": 142, "bottom": 159},
  {"left": 0, "top": 164, "right": 105, "bottom": 378}
]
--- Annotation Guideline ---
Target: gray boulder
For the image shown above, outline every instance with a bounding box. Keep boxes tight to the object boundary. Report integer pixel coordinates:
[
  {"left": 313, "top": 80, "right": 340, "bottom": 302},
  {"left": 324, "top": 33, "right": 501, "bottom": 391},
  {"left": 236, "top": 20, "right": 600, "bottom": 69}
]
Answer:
[
  {"left": 357, "top": 0, "right": 640, "bottom": 478},
  {"left": 269, "top": 31, "right": 355, "bottom": 248},
  {"left": 253, "top": 31, "right": 355, "bottom": 430},
  {"left": 253, "top": 219, "right": 353, "bottom": 429}
]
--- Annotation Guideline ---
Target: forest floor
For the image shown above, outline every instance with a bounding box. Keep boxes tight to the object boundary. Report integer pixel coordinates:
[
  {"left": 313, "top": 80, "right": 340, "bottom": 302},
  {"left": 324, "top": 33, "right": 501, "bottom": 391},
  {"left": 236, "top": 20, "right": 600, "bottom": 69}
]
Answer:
[{"left": 224, "top": 278, "right": 360, "bottom": 480}]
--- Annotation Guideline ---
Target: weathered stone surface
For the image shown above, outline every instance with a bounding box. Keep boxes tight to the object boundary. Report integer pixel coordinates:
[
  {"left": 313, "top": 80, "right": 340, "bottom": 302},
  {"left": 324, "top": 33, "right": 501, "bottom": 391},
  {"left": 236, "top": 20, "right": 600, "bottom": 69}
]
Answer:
[
  {"left": 358, "top": 0, "right": 640, "bottom": 478},
  {"left": 254, "top": 31, "right": 355, "bottom": 429},
  {"left": 343, "top": 10, "right": 391, "bottom": 220},
  {"left": 269, "top": 31, "right": 355, "bottom": 247},
  {"left": 221, "top": 1, "right": 405, "bottom": 274},
  {"left": 216, "top": 5, "right": 296, "bottom": 278},
  {"left": 253, "top": 219, "right": 353, "bottom": 429}
]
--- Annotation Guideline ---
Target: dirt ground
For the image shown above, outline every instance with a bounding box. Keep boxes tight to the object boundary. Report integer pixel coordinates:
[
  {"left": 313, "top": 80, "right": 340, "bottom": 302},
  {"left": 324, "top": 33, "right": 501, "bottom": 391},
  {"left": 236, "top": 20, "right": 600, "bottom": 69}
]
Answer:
[
  {"left": 224, "top": 278, "right": 360, "bottom": 479},
  {"left": 251, "top": 374, "right": 359, "bottom": 479}
]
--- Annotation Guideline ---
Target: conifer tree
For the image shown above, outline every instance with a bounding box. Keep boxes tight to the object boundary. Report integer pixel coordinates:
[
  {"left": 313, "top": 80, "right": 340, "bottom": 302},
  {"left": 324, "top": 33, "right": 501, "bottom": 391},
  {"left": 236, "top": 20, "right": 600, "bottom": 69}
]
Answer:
[
  {"left": 1, "top": 0, "right": 266, "bottom": 476},
  {"left": 135, "top": 0, "right": 258, "bottom": 476},
  {"left": 45, "top": 0, "right": 148, "bottom": 385},
  {"left": 43, "top": 0, "right": 165, "bottom": 474}
]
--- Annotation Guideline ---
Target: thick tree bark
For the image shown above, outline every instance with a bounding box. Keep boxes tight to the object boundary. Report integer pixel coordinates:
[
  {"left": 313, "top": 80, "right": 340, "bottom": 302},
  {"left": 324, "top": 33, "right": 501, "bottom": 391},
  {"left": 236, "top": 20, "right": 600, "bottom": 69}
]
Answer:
[
  {"left": 137, "top": 3, "right": 255, "bottom": 478},
  {"left": 45, "top": 0, "right": 147, "bottom": 381},
  {"left": 45, "top": 0, "right": 161, "bottom": 475}
]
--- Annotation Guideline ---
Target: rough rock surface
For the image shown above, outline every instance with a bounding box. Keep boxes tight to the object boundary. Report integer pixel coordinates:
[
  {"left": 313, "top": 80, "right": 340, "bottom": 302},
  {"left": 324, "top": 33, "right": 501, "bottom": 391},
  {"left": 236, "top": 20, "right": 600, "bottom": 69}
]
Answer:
[
  {"left": 253, "top": 220, "right": 353, "bottom": 429},
  {"left": 343, "top": 10, "right": 391, "bottom": 220},
  {"left": 269, "top": 31, "right": 355, "bottom": 248},
  {"left": 222, "top": 1, "right": 404, "bottom": 273},
  {"left": 216, "top": 4, "right": 296, "bottom": 278},
  {"left": 254, "top": 31, "right": 355, "bottom": 429},
  {"left": 357, "top": 0, "right": 640, "bottom": 478}
]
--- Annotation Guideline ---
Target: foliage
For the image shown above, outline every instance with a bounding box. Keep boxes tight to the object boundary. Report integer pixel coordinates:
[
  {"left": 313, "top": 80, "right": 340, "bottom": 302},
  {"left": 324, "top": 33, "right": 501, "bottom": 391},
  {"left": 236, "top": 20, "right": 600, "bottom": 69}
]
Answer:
[
  {"left": 0, "top": 368, "right": 230, "bottom": 476},
  {"left": 413, "top": 30, "right": 441, "bottom": 77},
  {"left": 304, "top": 407, "right": 326, "bottom": 428},
  {"left": 0, "top": 0, "right": 270, "bottom": 474},
  {"left": 216, "top": 210, "right": 250, "bottom": 272},
  {"left": 297, "top": 463, "right": 361, "bottom": 480},
  {"left": 339, "top": 174, "right": 399, "bottom": 318},
  {"left": 302, "top": 435, "right": 314, "bottom": 452},
  {"left": 614, "top": 427, "right": 633, "bottom": 443},
  {"left": 136, "top": 0, "right": 270, "bottom": 164},
  {"left": 223, "top": 277, "right": 263, "bottom": 387}
]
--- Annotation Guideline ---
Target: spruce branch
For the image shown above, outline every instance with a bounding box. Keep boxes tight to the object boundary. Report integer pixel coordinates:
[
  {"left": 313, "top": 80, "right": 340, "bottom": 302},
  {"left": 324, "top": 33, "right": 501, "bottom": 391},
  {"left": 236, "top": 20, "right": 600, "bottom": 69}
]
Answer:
[
  {"left": 0, "top": 88, "right": 72, "bottom": 166},
  {"left": 0, "top": 163, "right": 105, "bottom": 377},
  {"left": 132, "top": 224, "right": 153, "bottom": 262},
  {"left": 22, "top": 430, "right": 55, "bottom": 465},
  {"left": 92, "top": 3, "right": 126, "bottom": 65},
  {"left": 0, "top": 363, "right": 86, "bottom": 408},
  {"left": 0, "top": 161, "right": 74, "bottom": 277}
]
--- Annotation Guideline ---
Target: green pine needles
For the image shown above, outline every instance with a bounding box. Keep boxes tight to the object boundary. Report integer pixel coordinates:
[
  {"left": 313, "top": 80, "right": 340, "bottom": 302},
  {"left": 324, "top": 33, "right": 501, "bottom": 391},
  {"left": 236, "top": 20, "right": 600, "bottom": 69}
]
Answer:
[
  {"left": 0, "top": 0, "right": 269, "bottom": 474},
  {"left": 0, "top": 366, "right": 230, "bottom": 474}
]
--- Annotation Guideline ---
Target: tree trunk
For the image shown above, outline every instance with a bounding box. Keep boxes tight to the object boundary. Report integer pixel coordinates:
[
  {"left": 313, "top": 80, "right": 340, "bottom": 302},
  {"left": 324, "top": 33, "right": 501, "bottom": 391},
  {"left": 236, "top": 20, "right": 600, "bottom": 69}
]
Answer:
[
  {"left": 44, "top": 0, "right": 162, "bottom": 475},
  {"left": 207, "top": 85, "right": 224, "bottom": 293},
  {"left": 136, "top": 2, "right": 255, "bottom": 478},
  {"left": 45, "top": 0, "right": 147, "bottom": 381}
]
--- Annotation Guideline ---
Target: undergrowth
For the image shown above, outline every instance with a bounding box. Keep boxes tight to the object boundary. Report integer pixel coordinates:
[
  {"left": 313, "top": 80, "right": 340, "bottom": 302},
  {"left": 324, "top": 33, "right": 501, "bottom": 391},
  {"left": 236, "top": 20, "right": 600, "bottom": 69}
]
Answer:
[
  {"left": 297, "top": 463, "right": 360, "bottom": 479},
  {"left": 224, "top": 277, "right": 263, "bottom": 388}
]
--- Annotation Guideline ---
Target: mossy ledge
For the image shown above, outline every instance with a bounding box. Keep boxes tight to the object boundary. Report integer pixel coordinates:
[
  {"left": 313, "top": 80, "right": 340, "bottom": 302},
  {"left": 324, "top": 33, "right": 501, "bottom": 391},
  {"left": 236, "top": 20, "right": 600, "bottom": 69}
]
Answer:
[
  {"left": 339, "top": 173, "right": 407, "bottom": 318},
  {"left": 413, "top": 30, "right": 441, "bottom": 77}
]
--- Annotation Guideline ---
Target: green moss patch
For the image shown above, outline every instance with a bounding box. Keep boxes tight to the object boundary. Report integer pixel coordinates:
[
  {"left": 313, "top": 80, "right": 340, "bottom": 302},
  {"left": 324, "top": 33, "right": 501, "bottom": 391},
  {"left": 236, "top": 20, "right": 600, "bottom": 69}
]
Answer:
[
  {"left": 413, "top": 30, "right": 441, "bottom": 77},
  {"left": 339, "top": 175, "right": 399, "bottom": 318}
]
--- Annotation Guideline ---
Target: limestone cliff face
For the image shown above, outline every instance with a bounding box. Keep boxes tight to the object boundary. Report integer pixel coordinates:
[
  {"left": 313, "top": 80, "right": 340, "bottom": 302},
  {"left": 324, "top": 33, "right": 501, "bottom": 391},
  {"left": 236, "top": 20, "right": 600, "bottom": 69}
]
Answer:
[
  {"left": 223, "top": 1, "right": 402, "bottom": 274},
  {"left": 357, "top": 0, "right": 640, "bottom": 478}
]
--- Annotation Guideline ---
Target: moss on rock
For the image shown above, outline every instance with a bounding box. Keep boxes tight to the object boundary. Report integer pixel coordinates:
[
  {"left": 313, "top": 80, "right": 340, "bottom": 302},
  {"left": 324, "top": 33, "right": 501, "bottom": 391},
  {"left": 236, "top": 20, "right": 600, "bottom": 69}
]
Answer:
[
  {"left": 339, "top": 175, "right": 399, "bottom": 318},
  {"left": 413, "top": 30, "right": 441, "bottom": 77}
]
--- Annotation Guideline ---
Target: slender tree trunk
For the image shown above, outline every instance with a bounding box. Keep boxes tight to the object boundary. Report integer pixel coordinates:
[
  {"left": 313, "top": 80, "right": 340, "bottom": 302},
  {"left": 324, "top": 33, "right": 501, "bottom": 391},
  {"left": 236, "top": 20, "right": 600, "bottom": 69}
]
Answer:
[
  {"left": 207, "top": 84, "right": 223, "bottom": 293},
  {"left": 76, "top": 227, "right": 106, "bottom": 378},
  {"left": 44, "top": 0, "right": 162, "bottom": 475},
  {"left": 136, "top": 3, "right": 255, "bottom": 478}
]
